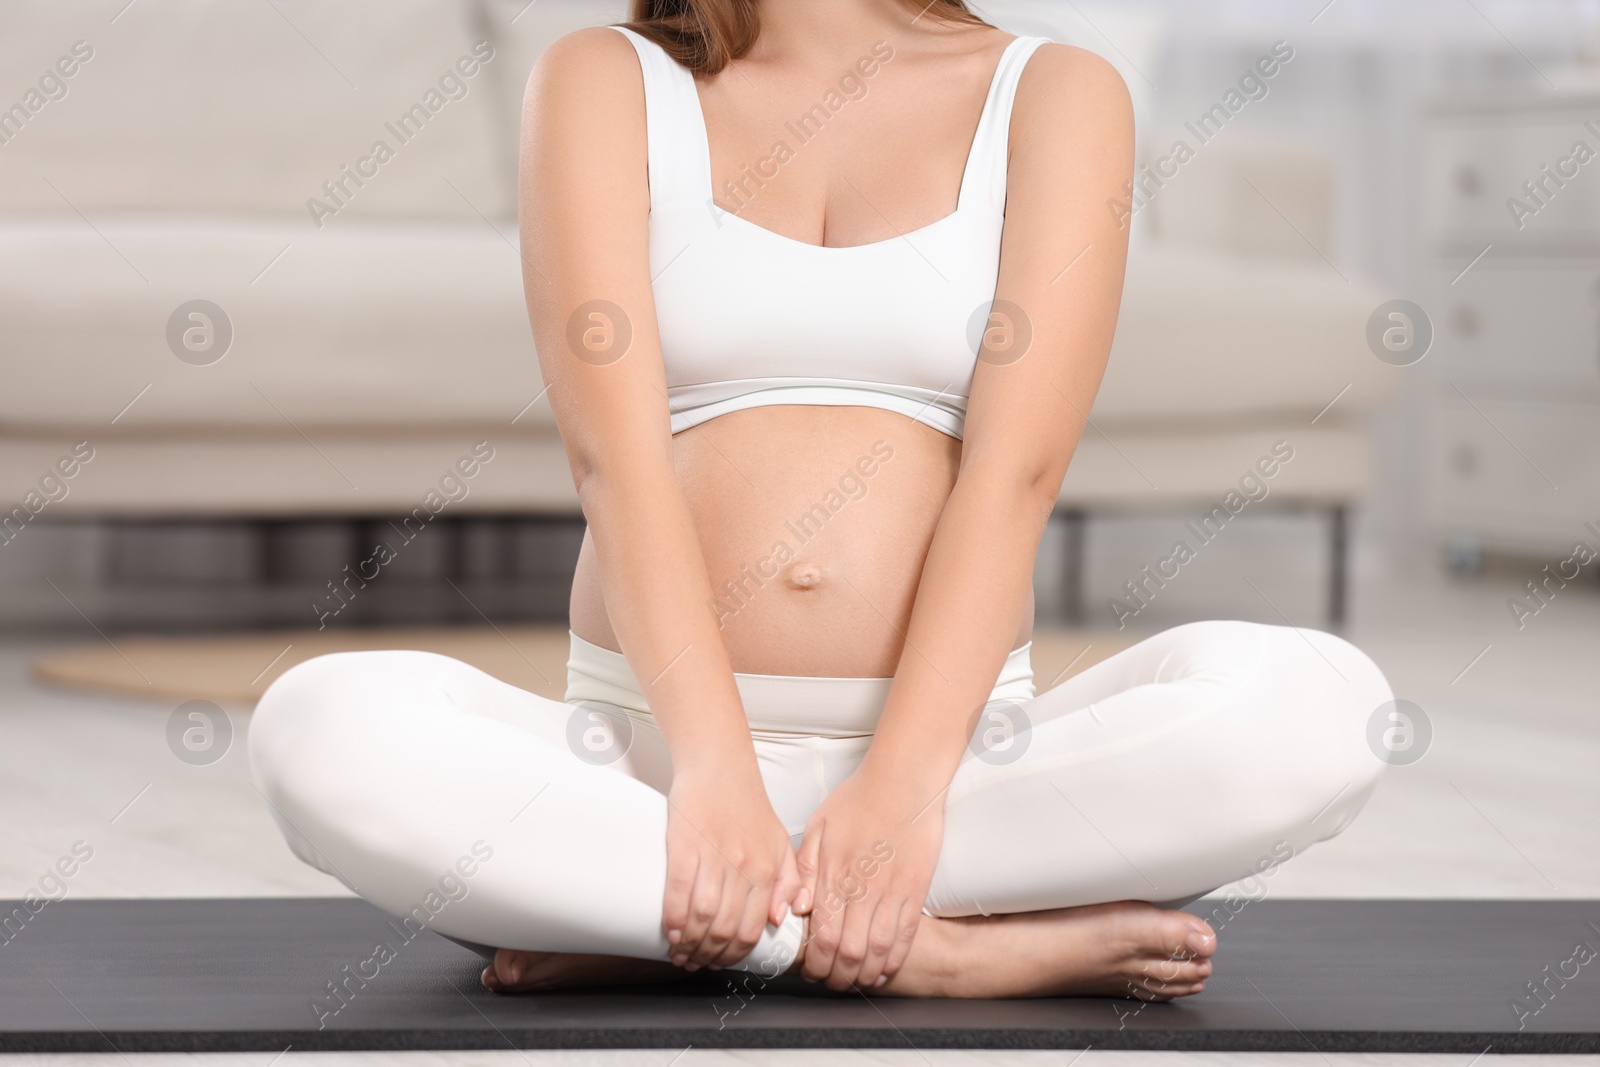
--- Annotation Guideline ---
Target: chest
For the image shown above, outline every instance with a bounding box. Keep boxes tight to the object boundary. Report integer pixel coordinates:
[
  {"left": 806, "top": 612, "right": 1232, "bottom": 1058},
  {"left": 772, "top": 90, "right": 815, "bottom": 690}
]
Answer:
[{"left": 693, "top": 53, "right": 1000, "bottom": 250}]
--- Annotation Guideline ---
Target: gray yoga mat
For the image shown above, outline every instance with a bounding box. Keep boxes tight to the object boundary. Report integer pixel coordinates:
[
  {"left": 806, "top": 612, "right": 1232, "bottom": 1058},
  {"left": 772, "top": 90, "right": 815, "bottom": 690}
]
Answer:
[{"left": 0, "top": 897, "right": 1596, "bottom": 1052}]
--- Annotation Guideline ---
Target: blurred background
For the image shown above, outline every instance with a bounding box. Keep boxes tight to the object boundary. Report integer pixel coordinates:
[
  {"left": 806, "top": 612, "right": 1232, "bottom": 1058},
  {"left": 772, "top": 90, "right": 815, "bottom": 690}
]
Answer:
[{"left": 1, "top": 0, "right": 1596, "bottom": 902}]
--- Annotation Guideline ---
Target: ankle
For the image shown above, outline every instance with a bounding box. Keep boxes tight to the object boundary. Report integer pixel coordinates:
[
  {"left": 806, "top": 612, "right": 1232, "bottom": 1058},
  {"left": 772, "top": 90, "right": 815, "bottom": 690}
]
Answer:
[{"left": 894, "top": 915, "right": 968, "bottom": 997}]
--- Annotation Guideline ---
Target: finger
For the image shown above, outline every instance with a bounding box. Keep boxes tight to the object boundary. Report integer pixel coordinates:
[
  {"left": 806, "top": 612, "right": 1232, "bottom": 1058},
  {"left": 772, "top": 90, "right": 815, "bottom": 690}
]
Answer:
[
  {"left": 794, "top": 827, "right": 821, "bottom": 915},
  {"left": 676, "top": 851, "right": 723, "bottom": 967},
  {"left": 770, "top": 847, "right": 802, "bottom": 926},
  {"left": 880, "top": 898, "right": 921, "bottom": 982},
  {"left": 661, "top": 841, "right": 700, "bottom": 956},
  {"left": 857, "top": 895, "right": 907, "bottom": 989},
  {"left": 826, "top": 892, "right": 875, "bottom": 992},
  {"left": 719, "top": 870, "right": 773, "bottom": 968},
  {"left": 691, "top": 866, "right": 746, "bottom": 967},
  {"left": 802, "top": 906, "right": 839, "bottom": 982},
  {"left": 800, "top": 864, "right": 841, "bottom": 981}
]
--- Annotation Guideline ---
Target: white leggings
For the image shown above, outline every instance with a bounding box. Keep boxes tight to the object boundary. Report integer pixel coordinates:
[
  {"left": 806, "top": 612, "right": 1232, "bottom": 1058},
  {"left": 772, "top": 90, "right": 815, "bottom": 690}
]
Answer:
[{"left": 248, "top": 620, "right": 1391, "bottom": 972}]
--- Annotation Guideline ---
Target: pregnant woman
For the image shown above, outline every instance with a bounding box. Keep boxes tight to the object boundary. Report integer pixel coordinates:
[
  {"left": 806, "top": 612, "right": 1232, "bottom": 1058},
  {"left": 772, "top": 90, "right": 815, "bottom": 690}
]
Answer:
[{"left": 250, "top": 0, "right": 1392, "bottom": 1001}]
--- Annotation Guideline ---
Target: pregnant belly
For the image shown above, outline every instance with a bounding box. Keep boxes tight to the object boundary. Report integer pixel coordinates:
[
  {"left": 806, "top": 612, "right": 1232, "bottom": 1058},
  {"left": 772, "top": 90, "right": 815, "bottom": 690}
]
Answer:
[{"left": 569, "top": 405, "right": 1033, "bottom": 677}]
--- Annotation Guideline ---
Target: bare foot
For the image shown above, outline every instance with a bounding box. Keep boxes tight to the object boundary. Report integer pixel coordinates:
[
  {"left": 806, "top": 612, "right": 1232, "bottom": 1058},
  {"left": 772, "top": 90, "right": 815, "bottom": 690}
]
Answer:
[
  {"left": 874, "top": 901, "right": 1216, "bottom": 1000},
  {"left": 481, "top": 949, "right": 690, "bottom": 993},
  {"left": 481, "top": 901, "right": 1215, "bottom": 1000}
]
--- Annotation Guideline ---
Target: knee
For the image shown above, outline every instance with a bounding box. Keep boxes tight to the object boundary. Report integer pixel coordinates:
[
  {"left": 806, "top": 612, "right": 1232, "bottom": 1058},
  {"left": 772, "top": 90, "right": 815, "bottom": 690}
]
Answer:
[
  {"left": 249, "top": 650, "right": 441, "bottom": 786},
  {"left": 1182, "top": 619, "right": 1392, "bottom": 770},
  {"left": 1146, "top": 618, "right": 1275, "bottom": 682},
  {"left": 1291, "top": 627, "right": 1394, "bottom": 727},
  {"left": 1167, "top": 621, "right": 1393, "bottom": 840},
  {"left": 1188, "top": 619, "right": 1392, "bottom": 720},
  {"left": 1275, "top": 627, "right": 1394, "bottom": 815},
  {"left": 1157, "top": 619, "right": 1393, "bottom": 721},
  {"left": 254, "top": 650, "right": 381, "bottom": 730}
]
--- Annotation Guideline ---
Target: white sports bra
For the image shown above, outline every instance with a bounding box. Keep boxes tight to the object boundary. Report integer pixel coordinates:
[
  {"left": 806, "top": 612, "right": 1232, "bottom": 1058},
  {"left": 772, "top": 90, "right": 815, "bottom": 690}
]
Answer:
[{"left": 610, "top": 26, "right": 1050, "bottom": 441}]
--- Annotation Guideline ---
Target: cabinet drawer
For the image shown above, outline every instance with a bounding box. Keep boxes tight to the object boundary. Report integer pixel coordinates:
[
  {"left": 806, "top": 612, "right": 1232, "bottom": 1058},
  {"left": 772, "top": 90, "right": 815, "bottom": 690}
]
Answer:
[
  {"left": 1422, "top": 111, "right": 1600, "bottom": 248},
  {"left": 1427, "top": 397, "right": 1600, "bottom": 553},
  {"left": 1427, "top": 260, "right": 1600, "bottom": 399}
]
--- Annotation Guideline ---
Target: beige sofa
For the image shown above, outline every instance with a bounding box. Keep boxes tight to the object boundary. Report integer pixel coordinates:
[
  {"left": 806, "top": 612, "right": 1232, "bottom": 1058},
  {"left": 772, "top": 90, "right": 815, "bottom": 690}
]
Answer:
[{"left": 0, "top": 0, "right": 1397, "bottom": 624}]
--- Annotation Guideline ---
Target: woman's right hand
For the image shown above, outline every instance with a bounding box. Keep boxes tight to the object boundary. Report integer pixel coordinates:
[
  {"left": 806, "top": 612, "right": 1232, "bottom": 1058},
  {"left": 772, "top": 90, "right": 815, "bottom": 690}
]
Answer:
[{"left": 663, "top": 767, "right": 801, "bottom": 971}]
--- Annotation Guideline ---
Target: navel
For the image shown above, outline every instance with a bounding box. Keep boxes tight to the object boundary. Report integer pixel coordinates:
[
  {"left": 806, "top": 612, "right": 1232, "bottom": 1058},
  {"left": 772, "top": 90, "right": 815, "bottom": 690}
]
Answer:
[{"left": 784, "top": 561, "right": 824, "bottom": 591}]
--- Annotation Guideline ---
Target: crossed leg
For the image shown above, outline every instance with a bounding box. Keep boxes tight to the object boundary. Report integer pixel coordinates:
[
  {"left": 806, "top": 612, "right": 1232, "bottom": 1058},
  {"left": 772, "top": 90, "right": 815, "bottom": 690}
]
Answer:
[{"left": 250, "top": 620, "right": 1390, "bottom": 1000}]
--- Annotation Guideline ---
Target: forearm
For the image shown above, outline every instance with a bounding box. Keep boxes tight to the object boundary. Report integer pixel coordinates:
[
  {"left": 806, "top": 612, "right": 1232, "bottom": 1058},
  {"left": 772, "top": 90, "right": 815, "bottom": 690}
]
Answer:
[
  {"left": 858, "top": 467, "right": 1056, "bottom": 802},
  {"left": 577, "top": 456, "right": 762, "bottom": 785}
]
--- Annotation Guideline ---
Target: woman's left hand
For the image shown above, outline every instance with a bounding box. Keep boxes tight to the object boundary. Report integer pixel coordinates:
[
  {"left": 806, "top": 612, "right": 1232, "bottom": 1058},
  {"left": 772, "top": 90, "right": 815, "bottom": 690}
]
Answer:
[{"left": 793, "top": 768, "right": 946, "bottom": 991}]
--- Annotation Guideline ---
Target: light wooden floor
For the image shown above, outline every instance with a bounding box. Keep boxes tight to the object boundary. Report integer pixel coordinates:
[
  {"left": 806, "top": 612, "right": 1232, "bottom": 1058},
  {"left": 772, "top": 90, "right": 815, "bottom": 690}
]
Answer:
[{"left": 28, "top": 626, "right": 1138, "bottom": 705}]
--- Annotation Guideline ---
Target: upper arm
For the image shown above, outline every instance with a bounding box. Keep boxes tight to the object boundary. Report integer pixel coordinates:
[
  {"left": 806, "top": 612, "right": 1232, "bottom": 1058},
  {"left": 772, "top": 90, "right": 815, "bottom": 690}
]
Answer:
[
  {"left": 960, "top": 43, "right": 1135, "bottom": 493},
  {"left": 518, "top": 27, "right": 674, "bottom": 486}
]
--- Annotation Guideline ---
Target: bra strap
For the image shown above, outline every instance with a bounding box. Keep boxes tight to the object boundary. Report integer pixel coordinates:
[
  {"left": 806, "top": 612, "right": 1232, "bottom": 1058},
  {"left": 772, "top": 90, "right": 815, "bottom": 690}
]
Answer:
[
  {"left": 610, "top": 25, "right": 712, "bottom": 209},
  {"left": 957, "top": 36, "right": 1051, "bottom": 212}
]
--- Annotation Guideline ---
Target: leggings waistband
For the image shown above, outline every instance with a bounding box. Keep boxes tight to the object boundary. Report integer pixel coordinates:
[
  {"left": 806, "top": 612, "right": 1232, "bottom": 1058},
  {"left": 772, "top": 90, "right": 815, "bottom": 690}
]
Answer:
[{"left": 565, "top": 632, "right": 1036, "bottom": 738}]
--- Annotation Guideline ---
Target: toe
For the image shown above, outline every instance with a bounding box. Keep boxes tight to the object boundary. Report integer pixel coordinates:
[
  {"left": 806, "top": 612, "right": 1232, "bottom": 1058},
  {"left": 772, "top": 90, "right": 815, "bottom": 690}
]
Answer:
[
  {"left": 1150, "top": 908, "right": 1215, "bottom": 959},
  {"left": 493, "top": 948, "right": 529, "bottom": 988},
  {"left": 1130, "top": 972, "right": 1207, "bottom": 1000},
  {"left": 1183, "top": 916, "right": 1217, "bottom": 958},
  {"left": 1158, "top": 980, "right": 1206, "bottom": 998},
  {"left": 1139, "top": 956, "right": 1209, "bottom": 987},
  {"left": 1143, "top": 910, "right": 1204, "bottom": 960}
]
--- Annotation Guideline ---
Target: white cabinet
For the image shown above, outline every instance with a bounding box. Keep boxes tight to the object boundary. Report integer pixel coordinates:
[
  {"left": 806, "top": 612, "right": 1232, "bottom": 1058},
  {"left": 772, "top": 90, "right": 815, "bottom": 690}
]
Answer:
[
  {"left": 1429, "top": 260, "right": 1600, "bottom": 401},
  {"left": 1428, "top": 399, "right": 1600, "bottom": 553},
  {"left": 1422, "top": 93, "right": 1600, "bottom": 559},
  {"left": 1422, "top": 109, "right": 1600, "bottom": 249}
]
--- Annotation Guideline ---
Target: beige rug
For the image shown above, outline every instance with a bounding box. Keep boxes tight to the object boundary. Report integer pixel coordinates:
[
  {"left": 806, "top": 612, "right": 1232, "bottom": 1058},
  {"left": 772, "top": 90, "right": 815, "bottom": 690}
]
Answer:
[{"left": 32, "top": 626, "right": 1138, "bottom": 706}]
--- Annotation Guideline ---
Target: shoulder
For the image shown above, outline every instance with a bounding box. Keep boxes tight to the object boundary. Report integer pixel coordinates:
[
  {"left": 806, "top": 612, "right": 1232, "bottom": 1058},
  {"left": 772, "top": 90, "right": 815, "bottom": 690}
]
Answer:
[
  {"left": 521, "top": 25, "right": 650, "bottom": 166},
  {"left": 535, "top": 24, "right": 640, "bottom": 76},
  {"left": 525, "top": 25, "right": 644, "bottom": 111},
  {"left": 1005, "top": 41, "right": 1133, "bottom": 183},
  {"left": 1012, "top": 42, "right": 1132, "bottom": 138}
]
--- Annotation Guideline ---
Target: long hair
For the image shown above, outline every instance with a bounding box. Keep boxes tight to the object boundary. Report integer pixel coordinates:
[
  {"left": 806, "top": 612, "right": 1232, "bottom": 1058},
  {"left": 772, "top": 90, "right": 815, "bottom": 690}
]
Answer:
[{"left": 622, "top": 0, "right": 990, "bottom": 75}]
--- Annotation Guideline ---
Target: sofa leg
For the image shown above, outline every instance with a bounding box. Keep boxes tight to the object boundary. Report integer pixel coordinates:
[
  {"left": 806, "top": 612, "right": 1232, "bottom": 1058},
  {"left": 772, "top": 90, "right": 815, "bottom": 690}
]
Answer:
[
  {"left": 1059, "top": 508, "right": 1087, "bottom": 626},
  {"left": 1328, "top": 505, "right": 1348, "bottom": 631}
]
